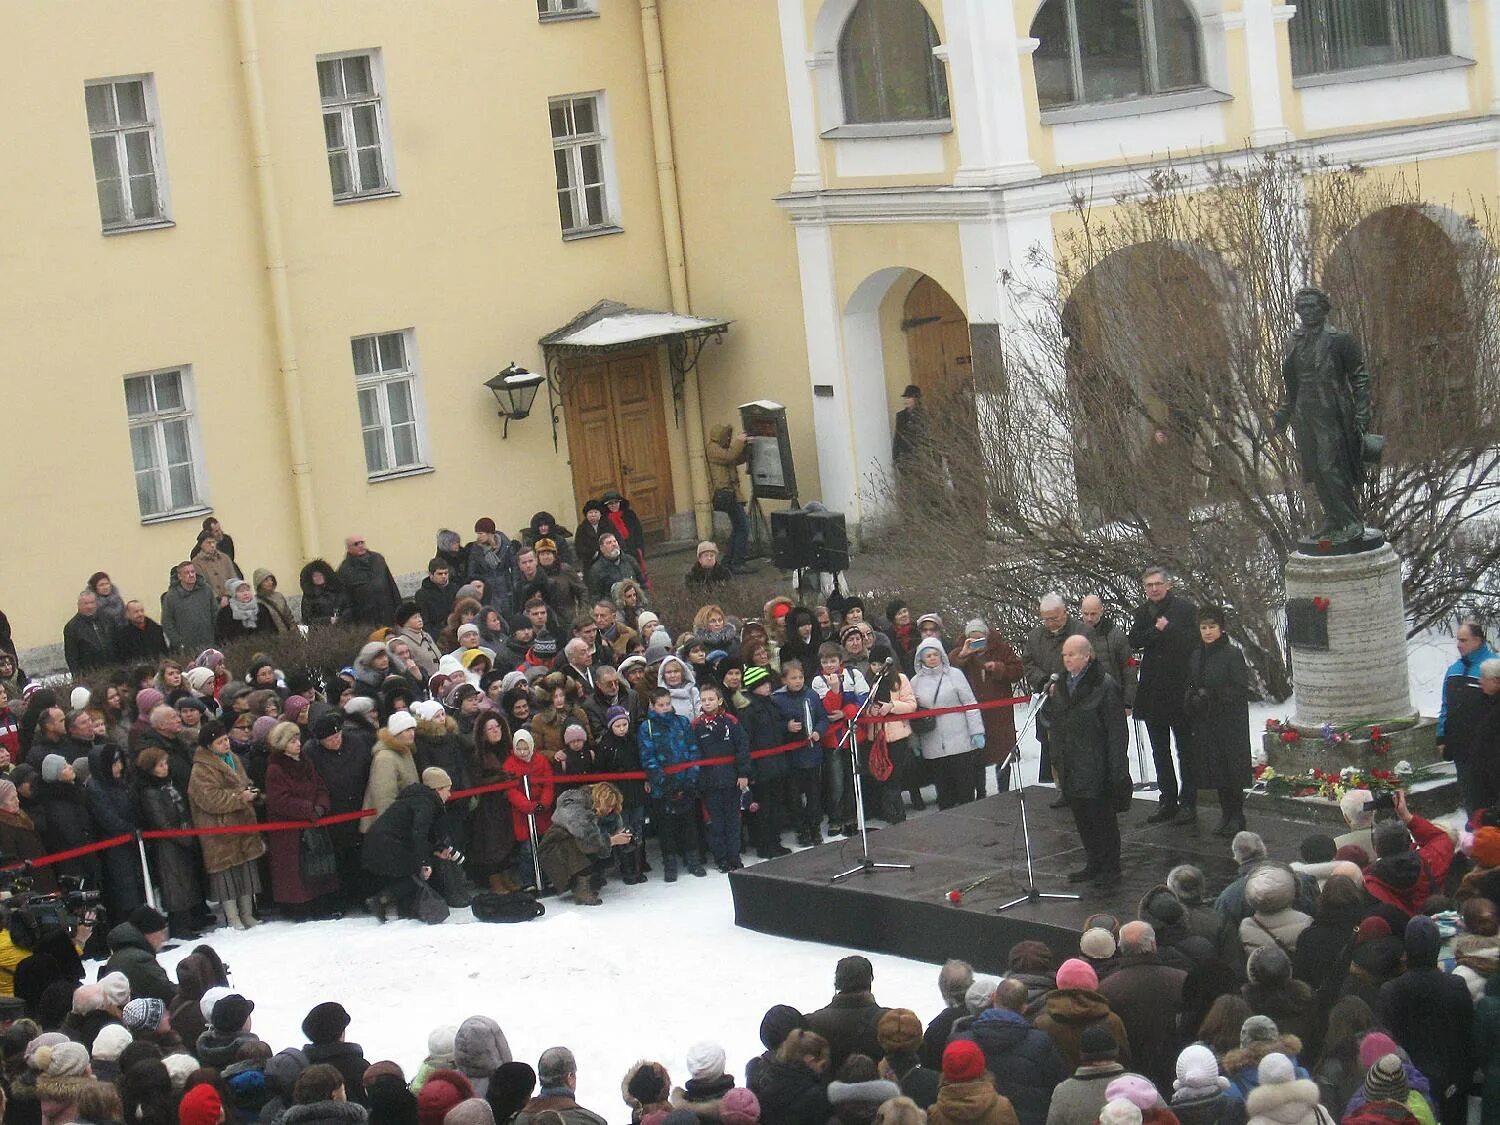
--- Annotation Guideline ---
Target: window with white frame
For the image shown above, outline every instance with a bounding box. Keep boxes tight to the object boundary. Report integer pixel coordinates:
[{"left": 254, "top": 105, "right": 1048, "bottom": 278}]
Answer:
[
  {"left": 1290, "top": 0, "right": 1450, "bottom": 76},
  {"left": 549, "top": 94, "right": 614, "bottom": 235},
  {"left": 317, "top": 52, "right": 394, "bottom": 199},
  {"left": 352, "top": 330, "right": 425, "bottom": 476},
  {"left": 124, "top": 368, "right": 205, "bottom": 519},
  {"left": 538, "top": 0, "right": 594, "bottom": 16},
  {"left": 85, "top": 76, "right": 168, "bottom": 229},
  {"left": 1030, "top": 0, "right": 1204, "bottom": 109}
]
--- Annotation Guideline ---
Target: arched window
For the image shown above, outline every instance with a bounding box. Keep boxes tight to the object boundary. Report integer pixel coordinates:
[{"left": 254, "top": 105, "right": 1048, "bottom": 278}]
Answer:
[
  {"left": 838, "top": 0, "right": 950, "bottom": 124},
  {"left": 1031, "top": 0, "right": 1204, "bottom": 110},
  {"left": 1289, "top": 0, "right": 1449, "bottom": 75}
]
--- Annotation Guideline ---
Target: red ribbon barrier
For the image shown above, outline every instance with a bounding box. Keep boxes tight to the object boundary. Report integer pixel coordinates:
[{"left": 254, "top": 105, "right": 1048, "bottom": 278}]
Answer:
[{"left": 7, "top": 693, "right": 1036, "bottom": 866}]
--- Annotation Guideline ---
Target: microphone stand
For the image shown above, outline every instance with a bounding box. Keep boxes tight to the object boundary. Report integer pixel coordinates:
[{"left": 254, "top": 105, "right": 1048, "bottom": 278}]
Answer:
[
  {"left": 831, "top": 681, "right": 914, "bottom": 882},
  {"left": 995, "top": 687, "right": 1079, "bottom": 912}
]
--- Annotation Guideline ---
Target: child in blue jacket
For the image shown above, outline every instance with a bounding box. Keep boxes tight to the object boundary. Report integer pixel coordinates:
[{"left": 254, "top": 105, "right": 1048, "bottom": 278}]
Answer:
[
  {"left": 693, "top": 682, "right": 752, "bottom": 872},
  {"left": 637, "top": 686, "right": 705, "bottom": 880},
  {"left": 771, "top": 659, "right": 830, "bottom": 846}
]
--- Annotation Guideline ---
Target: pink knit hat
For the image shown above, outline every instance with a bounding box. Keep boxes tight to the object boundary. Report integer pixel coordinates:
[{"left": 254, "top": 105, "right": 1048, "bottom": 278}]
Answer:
[
  {"left": 1358, "top": 1032, "right": 1400, "bottom": 1069},
  {"left": 1105, "top": 1074, "right": 1160, "bottom": 1110},
  {"left": 136, "top": 688, "right": 165, "bottom": 715},
  {"left": 1054, "top": 958, "right": 1099, "bottom": 991}
]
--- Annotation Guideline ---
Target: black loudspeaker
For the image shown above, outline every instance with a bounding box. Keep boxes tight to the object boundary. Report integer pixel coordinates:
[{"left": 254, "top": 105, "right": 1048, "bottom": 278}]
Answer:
[
  {"left": 771, "top": 510, "right": 811, "bottom": 570},
  {"left": 805, "top": 510, "right": 849, "bottom": 572},
  {"left": 771, "top": 509, "right": 849, "bottom": 571}
]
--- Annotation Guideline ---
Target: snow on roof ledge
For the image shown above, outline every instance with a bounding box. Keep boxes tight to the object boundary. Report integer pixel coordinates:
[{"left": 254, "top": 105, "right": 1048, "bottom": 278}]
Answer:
[{"left": 541, "top": 300, "right": 731, "bottom": 351}]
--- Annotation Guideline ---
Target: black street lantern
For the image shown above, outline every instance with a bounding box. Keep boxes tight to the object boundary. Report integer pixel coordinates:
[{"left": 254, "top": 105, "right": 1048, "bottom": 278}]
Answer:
[{"left": 485, "top": 363, "right": 545, "bottom": 438}]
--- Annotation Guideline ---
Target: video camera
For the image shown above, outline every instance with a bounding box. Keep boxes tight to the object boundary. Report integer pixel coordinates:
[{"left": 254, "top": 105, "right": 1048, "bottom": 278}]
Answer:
[{"left": 4, "top": 868, "right": 104, "bottom": 937}]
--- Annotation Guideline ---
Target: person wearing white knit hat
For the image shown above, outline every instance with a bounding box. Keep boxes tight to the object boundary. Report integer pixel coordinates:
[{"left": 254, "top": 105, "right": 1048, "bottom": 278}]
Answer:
[
  {"left": 1169, "top": 1043, "right": 1230, "bottom": 1120},
  {"left": 1097, "top": 1097, "right": 1143, "bottom": 1125}
]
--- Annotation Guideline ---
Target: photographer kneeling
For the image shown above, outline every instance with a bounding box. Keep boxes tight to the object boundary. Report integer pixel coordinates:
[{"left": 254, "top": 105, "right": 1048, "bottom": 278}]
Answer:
[{"left": 361, "top": 768, "right": 456, "bottom": 922}]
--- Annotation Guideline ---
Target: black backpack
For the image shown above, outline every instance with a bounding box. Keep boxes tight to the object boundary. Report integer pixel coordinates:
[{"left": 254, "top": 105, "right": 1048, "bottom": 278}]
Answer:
[{"left": 470, "top": 891, "right": 545, "bottom": 923}]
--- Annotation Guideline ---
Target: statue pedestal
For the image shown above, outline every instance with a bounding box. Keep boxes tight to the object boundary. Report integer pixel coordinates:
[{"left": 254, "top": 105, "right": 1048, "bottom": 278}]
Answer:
[{"left": 1262, "top": 542, "right": 1440, "bottom": 770}]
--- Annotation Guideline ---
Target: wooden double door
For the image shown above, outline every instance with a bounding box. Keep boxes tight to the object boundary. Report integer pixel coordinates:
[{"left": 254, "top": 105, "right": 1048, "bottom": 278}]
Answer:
[{"left": 561, "top": 349, "right": 675, "bottom": 537}]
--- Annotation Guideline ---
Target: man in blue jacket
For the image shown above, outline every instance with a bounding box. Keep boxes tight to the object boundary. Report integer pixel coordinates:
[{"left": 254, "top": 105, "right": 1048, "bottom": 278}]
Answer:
[
  {"left": 1438, "top": 620, "right": 1495, "bottom": 814},
  {"left": 771, "top": 660, "right": 830, "bottom": 846},
  {"left": 956, "top": 979, "right": 1066, "bottom": 1125}
]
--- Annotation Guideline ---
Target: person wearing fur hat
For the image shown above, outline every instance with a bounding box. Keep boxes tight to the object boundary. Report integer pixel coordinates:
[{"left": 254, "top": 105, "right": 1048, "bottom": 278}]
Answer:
[
  {"left": 622, "top": 1059, "right": 672, "bottom": 1125},
  {"left": 262, "top": 721, "right": 339, "bottom": 917},
  {"left": 362, "top": 711, "right": 420, "bottom": 833},
  {"left": 926, "top": 1040, "right": 1018, "bottom": 1125},
  {"left": 1033, "top": 959, "right": 1133, "bottom": 1074},
  {"left": 1234, "top": 1053, "right": 1327, "bottom": 1125},
  {"left": 874, "top": 1009, "right": 938, "bottom": 1111},
  {"left": 187, "top": 720, "right": 265, "bottom": 930},
  {"left": 362, "top": 769, "right": 456, "bottom": 921},
  {"left": 1045, "top": 1026, "right": 1127, "bottom": 1125},
  {"left": 301, "top": 1002, "right": 374, "bottom": 1108},
  {"left": 947, "top": 618, "right": 1024, "bottom": 797},
  {"left": 1376, "top": 915, "right": 1472, "bottom": 1125},
  {"left": 1239, "top": 865, "right": 1313, "bottom": 963},
  {"left": 1220, "top": 1016, "right": 1308, "bottom": 1103}
]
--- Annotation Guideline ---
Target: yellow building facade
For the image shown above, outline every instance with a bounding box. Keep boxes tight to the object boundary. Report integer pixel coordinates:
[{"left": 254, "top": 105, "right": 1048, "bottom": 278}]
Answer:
[{"left": 4, "top": 0, "right": 1497, "bottom": 651}]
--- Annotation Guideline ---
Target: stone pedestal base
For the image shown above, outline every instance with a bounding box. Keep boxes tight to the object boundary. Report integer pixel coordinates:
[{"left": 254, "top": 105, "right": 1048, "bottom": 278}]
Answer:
[
  {"left": 1262, "top": 715, "right": 1440, "bottom": 771},
  {"left": 1284, "top": 543, "right": 1414, "bottom": 726}
]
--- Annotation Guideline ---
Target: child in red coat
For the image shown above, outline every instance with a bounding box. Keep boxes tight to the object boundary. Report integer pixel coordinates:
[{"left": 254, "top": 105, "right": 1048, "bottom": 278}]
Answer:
[{"left": 503, "top": 728, "right": 554, "bottom": 889}]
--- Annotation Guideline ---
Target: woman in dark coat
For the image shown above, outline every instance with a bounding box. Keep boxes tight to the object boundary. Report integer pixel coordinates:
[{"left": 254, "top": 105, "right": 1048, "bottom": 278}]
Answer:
[
  {"left": 361, "top": 780, "right": 451, "bottom": 919},
  {"left": 299, "top": 560, "right": 343, "bottom": 629},
  {"left": 132, "top": 747, "right": 204, "bottom": 937},
  {"left": 573, "top": 500, "right": 606, "bottom": 572},
  {"left": 0, "top": 779, "right": 55, "bottom": 893},
  {"left": 263, "top": 722, "right": 338, "bottom": 916},
  {"left": 780, "top": 607, "right": 823, "bottom": 673},
  {"left": 83, "top": 744, "right": 146, "bottom": 921},
  {"left": 948, "top": 621, "right": 1024, "bottom": 796},
  {"left": 33, "top": 759, "right": 103, "bottom": 890},
  {"left": 467, "top": 711, "right": 517, "bottom": 893},
  {"left": 1182, "top": 605, "right": 1253, "bottom": 838},
  {"left": 412, "top": 703, "right": 470, "bottom": 853}
]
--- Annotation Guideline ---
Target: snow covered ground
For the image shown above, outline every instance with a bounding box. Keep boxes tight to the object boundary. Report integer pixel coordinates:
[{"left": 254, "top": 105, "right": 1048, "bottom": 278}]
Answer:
[{"left": 138, "top": 629, "right": 1464, "bottom": 1118}]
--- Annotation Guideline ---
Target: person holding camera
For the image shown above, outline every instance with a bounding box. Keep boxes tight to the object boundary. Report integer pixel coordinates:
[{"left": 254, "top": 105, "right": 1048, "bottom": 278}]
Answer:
[
  {"left": 187, "top": 720, "right": 266, "bottom": 931},
  {"left": 1181, "top": 605, "right": 1253, "bottom": 838}
]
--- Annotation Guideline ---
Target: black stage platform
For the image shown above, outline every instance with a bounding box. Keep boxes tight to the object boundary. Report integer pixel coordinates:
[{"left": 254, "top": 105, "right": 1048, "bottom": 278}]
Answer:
[{"left": 729, "top": 788, "right": 1315, "bottom": 972}]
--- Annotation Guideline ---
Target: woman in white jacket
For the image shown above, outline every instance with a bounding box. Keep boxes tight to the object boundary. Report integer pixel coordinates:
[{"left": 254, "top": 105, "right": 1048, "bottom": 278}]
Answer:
[{"left": 909, "top": 636, "right": 984, "bottom": 809}]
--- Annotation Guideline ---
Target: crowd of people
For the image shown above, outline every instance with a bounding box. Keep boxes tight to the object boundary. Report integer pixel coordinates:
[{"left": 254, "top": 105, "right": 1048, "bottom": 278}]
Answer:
[{"left": 0, "top": 792, "right": 1499, "bottom": 1125}]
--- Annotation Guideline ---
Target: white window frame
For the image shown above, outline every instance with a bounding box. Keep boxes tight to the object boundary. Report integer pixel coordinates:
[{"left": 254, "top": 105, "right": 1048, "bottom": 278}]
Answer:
[
  {"left": 84, "top": 75, "right": 171, "bottom": 231},
  {"left": 317, "top": 49, "right": 398, "bottom": 202},
  {"left": 352, "top": 329, "right": 429, "bottom": 480},
  {"left": 549, "top": 92, "right": 622, "bottom": 238},
  {"left": 538, "top": 0, "right": 597, "bottom": 19},
  {"left": 123, "top": 366, "right": 208, "bottom": 523}
]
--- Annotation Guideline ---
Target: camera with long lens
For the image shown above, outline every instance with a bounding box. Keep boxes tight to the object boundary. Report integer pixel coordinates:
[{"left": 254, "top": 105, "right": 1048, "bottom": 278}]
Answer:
[{"left": 6, "top": 872, "right": 105, "bottom": 936}]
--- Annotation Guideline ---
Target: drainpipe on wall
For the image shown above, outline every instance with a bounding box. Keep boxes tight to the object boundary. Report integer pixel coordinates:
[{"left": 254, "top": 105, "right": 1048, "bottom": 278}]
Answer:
[
  {"left": 640, "top": 0, "right": 713, "bottom": 539},
  {"left": 232, "top": 0, "right": 321, "bottom": 560}
]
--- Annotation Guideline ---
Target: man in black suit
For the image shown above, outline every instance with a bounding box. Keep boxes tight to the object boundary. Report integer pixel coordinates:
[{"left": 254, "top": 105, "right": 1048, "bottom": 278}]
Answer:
[{"left": 1127, "top": 566, "right": 1198, "bottom": 825}]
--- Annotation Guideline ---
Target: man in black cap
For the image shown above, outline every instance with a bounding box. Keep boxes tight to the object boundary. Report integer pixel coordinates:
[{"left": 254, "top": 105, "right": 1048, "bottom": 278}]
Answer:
[
  {"left": 102, "top": 906, "right": 177, "bottom": 1004},
  {"left": 305, "top": 710, "right": 373, "bottom": 910},
  {"left": 805, "top": 955, "right": 890, "bottom": 1072},
  {"left": 301, "top": 1001, "right": 372, "bottom": 1106},
  {"left": 892, "top": 385, "right": 925, "bottom": 473}
]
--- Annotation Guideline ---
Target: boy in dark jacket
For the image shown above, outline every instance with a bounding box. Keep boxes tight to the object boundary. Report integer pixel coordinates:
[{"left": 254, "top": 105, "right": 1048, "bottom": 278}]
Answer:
[
  {"left": 693, "top": 684, "right": 752, "bottom": 873},
  {"left": 743, "top": 665, "right": 793, "bottom": 859},
  {"left": 638, "top": 687, "right": 704, "bottom": 881},
  {"left": 771, "top": 661, "right": 830, "bottom": 846}
]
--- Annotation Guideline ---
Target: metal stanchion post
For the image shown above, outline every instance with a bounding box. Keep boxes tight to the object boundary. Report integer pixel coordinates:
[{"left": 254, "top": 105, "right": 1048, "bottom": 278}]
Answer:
[{"left": 135, "top": 833, "right": 158, "bottom": 911}]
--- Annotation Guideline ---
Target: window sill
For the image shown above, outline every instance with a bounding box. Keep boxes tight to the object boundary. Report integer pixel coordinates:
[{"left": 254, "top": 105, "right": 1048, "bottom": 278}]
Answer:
[
  {"left": 140, "top": 504, "right": 211, "bottom": 527},
  {"left": 538, "top": 9, "right": 598, "bottom": 22},
  {"left": 103, "top": 219, "right": 176, "bottom": 237},
  {"left": 821, "top": 119, "right": 953, "bottom": 140},
  {"left": 561, "top": 224, "right": 625, "bottom": 242},
  {"left": 1292, "top": 55, "right": 1474, "bottom": 88},
  {"left": 333, "top": 189, "right": 402, "bottom": 206},
  {"left": 368, "top": 464, "right": 434, "bottom": 484},
  {"left": 1040, "top": 88, "right": 1230, "bottom": 126}
]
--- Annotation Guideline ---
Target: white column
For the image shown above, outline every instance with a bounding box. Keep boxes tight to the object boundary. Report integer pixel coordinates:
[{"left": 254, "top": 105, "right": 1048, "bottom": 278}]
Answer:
[
  {"left": 1240, "top": 0, "right": 1294, "bottom": 146},
  {"left": 792, "top": 223, "right": 859, "bottom": 516},
  {"left": 942, "top": 0, "right": 1041, "bottom": 186},
  {"left": 1488, "top": 0, "right": 1500, "bottom": 111},
  {"left": 777, "top": 0, "right": 824, "bottom": 191}
]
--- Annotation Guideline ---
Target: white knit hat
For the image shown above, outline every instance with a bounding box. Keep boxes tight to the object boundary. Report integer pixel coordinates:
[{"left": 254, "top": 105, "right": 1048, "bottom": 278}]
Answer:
[
  {"left": 1098, "top": 1099, "right": 1143, "bottom": 1125},
  {"left": 92, "top": 1024, "right": 134, "bottom": 1064},
  {"left": 387, "top": 711, "right": 417, "bottom": 736},
  {"left": 69, "top": 687, "right": 92, "bottom": 711},
  {"left": 98, "top": 971, "right": 131, "bottom": 1008},
  {"left": 410, "top": 700, "right": 446, "bottom": 722},
  {"left": 428, "top": 1025, "right": 458, "bottom": 1060},
  {"left": 964, "top": 977, "right": 998, "bottom": 1015},
  {"left": 1258, "top": 1052, "right": 1296, "bottom": 1086},
  {"left": 1173, "top": 1044, "right": 1228, "bottom": 1093},
  {"left": 686, "top": 1040, "right": 727, "bottom": 1082}
]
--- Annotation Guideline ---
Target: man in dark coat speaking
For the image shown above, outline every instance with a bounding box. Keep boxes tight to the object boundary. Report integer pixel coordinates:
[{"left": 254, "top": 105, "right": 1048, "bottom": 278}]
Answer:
[
  {"left": 1128, "top": 566, "right": 1197, "bottom": 826},
  {"left": 1049, "top": 634, "right": 1130, "bottom": 889},
  {"left": 1272, "top": 286, "right": 1372, "bottom": 545}
]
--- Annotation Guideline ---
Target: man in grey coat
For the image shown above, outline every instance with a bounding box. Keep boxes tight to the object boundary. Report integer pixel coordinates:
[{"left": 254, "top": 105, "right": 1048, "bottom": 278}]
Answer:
[
  {"left": 1080, "top": 596, "right": 1136, "bottom": 709},
  {"left": 160, "top": 561, "right": 217, "bottom": 654}
]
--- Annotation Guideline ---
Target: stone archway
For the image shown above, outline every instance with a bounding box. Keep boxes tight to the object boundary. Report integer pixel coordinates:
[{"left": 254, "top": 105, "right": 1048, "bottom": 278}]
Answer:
[
  {"left": 1323, "top": 204, "right": 1483, "bottom": 461},
  {"left": 1061, "top": 241, "right": 1234, "bottom": 528}
]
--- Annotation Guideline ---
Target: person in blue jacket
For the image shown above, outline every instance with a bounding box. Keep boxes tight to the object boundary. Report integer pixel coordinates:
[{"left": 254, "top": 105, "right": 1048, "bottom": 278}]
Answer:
[
  {"left": 1438, "top": 619, "right": 1496, "bottom": 815},
  {"left": 693, "top": 683, "right": 752, "bottom": 872},
  {"left": 638, "top": 686, "right": 705, "bottom": 881},
  {"left": 771, "top": 660, "right": 830, "bottom": 847}
]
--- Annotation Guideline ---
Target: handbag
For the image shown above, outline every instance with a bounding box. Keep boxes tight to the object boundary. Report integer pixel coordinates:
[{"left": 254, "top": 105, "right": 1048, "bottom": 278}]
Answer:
[
  {"left": 411, "top": 876, "right": 451, "bottom": 925},
  {"left": 910, "top": 679, "right": 939, "bottom": 734},
  {"left": 298, "top": 825, "right": 337, "bottom": 881}
]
